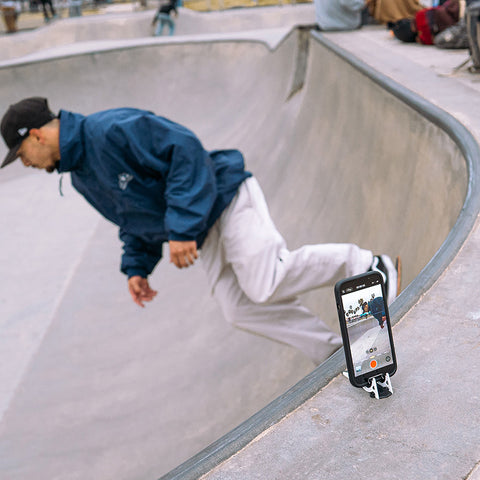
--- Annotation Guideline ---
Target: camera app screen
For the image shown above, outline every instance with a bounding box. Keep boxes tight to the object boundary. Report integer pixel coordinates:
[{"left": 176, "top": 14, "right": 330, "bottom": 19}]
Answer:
[{"left": 341, "top": 283, "right": 394, "bottom": 377}]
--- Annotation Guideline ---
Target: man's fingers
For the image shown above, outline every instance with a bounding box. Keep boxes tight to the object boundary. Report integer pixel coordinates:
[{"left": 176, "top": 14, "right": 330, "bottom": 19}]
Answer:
[
  {"left": 133, "top": 296, "right": 145, "bottom": 308},
  {"left": 169, "top": 240, "right": 198, "bottom": 269},
  {"left": 175, "top": 251, "right": 195, "bottom": 268},
  {"left": 129, "top": 285, "right": 146, "bottom": 307},
  {"left": 129, "top": 285, "right": 145, "bottom": 307},
  {"left": 128, "top": 276, "right": 157, "bottom": 307},
  {"left": 173, "top": 252, "right": 196, "bottom": 268}
]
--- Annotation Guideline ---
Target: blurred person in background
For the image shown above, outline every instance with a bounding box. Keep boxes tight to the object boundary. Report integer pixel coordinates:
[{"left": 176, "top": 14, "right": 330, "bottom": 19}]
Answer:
[
  {"left": 152, "top": 0, "right": 178, "bottom": 36},
  {"left": 39, "top": 0, "right": 57, "bottom": 22}
]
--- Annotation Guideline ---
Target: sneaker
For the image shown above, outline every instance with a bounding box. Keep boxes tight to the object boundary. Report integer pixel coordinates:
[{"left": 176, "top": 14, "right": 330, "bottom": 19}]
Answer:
[{"left": 369, "top": 255, "right": 401, "bottom": 305}]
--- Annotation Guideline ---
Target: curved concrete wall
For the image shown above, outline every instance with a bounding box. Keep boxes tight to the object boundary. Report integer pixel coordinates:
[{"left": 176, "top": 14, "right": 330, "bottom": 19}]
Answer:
[
  {"left": 0, "top": 27, "right": 470, "bottom": 480},
  {"left": 0, "top": 5, "right": 316, "bottom": 61}
]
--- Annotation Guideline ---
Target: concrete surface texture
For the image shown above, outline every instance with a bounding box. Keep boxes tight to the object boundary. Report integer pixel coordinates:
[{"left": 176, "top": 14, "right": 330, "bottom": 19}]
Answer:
[
  {"left": 0, "top": 4, "right": 315, "bottom": 61},
  {"left": 0, "top": 7, "right": 477, "bottom": 480}
]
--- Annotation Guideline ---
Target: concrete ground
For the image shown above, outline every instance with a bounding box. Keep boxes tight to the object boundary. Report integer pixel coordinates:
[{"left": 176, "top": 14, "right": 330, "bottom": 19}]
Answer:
[{"left": 0, "top": 5, "right": 479, "bottom": 480}]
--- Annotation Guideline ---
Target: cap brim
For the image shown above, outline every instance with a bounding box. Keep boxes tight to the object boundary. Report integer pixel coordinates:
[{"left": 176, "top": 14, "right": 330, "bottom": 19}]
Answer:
[{"left": 1, "top": 142, "right": 21, "bottom": 168}]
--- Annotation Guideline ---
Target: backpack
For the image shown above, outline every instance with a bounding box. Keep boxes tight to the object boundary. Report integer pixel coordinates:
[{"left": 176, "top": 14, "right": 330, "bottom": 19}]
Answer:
[{"left": 434, "top": 18, "right": 469, "bottom": 48}]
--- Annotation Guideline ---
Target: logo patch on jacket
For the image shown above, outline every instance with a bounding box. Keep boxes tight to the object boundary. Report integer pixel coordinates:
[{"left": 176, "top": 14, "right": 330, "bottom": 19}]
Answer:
[{"left": 118, "top": 173, "right": 133, "bottom": 190}]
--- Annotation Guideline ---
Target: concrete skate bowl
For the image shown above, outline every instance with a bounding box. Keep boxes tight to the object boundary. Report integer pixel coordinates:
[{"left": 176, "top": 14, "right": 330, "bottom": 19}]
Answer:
[
  {"left": 0, "top": 4, "right": 315, "bottom": 61},
  {"left": 0, "top": 27, "right": 479, "bottom": 480}
]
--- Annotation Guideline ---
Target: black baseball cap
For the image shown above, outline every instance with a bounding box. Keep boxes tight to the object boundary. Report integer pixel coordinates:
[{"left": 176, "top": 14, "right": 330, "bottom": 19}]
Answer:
[{"left": 1, "top": 97, "right": 56, "bottom": 168}]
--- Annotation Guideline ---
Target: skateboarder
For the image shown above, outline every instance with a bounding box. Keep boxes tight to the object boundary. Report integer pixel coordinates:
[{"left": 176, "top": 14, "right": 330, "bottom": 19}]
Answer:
[
  {"left": 152, "top": 0, "right": 178, "bottom": 36},
  {"left": 0, "top": 97, "right": 399, "bottom": 365},
  {"left": 368, "top": 297, "right": 386, "bottom": 328}
]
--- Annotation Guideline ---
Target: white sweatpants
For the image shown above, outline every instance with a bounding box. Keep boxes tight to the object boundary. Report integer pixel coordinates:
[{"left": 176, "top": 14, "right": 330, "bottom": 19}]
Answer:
[{"left": 200, "top": 177, "right": 373, "bottom": 364}]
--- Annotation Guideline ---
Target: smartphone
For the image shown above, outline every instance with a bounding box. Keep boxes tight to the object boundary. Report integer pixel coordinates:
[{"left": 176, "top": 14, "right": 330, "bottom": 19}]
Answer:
[{"left": 335, "top": 271, "right": 397, "bottom": 388}]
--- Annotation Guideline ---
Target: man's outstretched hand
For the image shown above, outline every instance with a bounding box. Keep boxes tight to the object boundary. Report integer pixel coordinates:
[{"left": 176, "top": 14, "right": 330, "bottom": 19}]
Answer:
[
  {"left": 169, "top": 240, "right": 198, "bottom": 268},
  {"left": 128, "top": 276, "right": 158, "bottom": 307},
  {"left": 128, "top": 240, "right": 197, "bottom": 306}
]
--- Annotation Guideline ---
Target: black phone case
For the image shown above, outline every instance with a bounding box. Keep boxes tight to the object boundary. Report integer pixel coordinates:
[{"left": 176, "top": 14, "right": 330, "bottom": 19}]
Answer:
[{"left": 335, "top": 271, "right": 397, "bottom": 388}]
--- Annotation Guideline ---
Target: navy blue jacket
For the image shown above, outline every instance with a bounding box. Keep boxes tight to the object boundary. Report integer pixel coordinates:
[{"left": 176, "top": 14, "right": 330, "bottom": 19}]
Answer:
[{"left": 57, "top": 108, "right": 251, "bottom": 278}]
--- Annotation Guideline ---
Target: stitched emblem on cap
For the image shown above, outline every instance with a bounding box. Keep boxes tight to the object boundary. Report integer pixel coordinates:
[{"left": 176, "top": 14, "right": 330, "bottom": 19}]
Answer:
[
  {"left": 118, "top": 173, "right": 133, "bottom": 190},
  {"left": 17, "top": 127, "right": 28, "bottom": 136}
]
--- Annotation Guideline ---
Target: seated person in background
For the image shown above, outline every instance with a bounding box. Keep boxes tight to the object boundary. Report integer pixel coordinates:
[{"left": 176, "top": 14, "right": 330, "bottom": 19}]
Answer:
[
  {"left": 390, "top": 0, "right": 459, "bottom": 44},
  {"left": 368, "top": 0, "right": 423, "bottom": 25},
  {"left": 314, "top": 0, "right": 368, "bottom": 30},
  {"left": 313, "top": 0, "right": 422, "bottom": 31}
]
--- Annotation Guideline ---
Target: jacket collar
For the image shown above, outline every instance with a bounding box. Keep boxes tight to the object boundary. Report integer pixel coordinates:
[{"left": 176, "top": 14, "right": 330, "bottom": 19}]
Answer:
[{"left": 58, "top": 110, "right": 86, "bottom": 173}]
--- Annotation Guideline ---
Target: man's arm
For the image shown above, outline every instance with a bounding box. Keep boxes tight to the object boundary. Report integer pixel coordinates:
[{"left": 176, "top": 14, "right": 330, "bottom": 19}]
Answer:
[
  {"left": 115, "top": 114, "right": 217, "bottom": 244},
  {"left": 126, "top": 240, "right": 197, "bottom": 308},
  {"left": 120, "top": 230, "right": 163, "bottom": 278},
  {"left": 113, "top": 114, "right": 216, "bottom": 301}
]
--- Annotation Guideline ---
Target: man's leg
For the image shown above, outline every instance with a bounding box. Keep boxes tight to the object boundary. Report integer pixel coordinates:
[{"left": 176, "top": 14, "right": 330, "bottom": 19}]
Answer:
[
  {"left": 40, "top": 0, "right": 49, "bottom": 19},
  {"left": 200, "top": 176, "right": 369, "bottom": 363},
  {"left": 218, "top": 177, "right": 373, "bottom": 304},
  {"left": 213, "top": 263, "right": 342, "bottom": 365},
  {"left": 167, "top": 16, "right": 175, "bottom": 35},
  {"left": 47, "top": 0, "right": 56, "bottom": 17}
]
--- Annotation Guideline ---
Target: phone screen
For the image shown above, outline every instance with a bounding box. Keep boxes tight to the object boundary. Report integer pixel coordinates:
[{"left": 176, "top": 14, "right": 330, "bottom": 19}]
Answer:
[{"left": 338, "top": 278, "right": 395, "bottom": 379}]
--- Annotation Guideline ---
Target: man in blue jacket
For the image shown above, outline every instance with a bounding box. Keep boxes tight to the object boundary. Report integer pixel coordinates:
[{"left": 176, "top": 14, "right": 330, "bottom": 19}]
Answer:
[{"left": 1, "top": 97, "right": 398, "bottom": 365}]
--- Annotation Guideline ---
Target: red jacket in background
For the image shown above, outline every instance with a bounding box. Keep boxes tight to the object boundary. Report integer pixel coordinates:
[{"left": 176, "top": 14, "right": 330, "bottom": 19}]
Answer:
[{"left": 415, "top": 0, "right": 459, "bottom": 44}]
